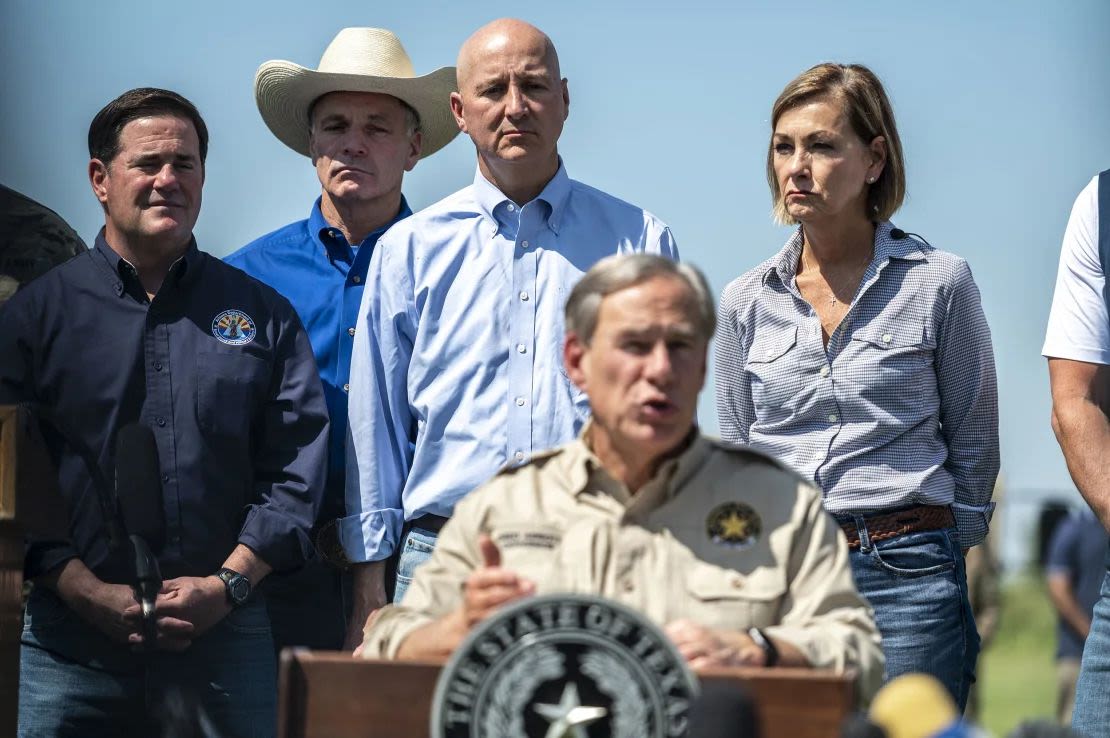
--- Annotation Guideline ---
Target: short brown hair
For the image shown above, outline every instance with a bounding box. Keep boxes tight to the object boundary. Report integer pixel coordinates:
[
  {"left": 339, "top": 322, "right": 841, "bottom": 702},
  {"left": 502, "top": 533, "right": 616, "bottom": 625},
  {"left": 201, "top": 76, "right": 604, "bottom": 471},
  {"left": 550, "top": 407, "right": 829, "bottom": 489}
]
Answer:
[
  {"left": 88, "top": 87, "right": 209, "bottom": 165},
  {"left": 767, "top": 63, "right": 905, "bottom": 224}
]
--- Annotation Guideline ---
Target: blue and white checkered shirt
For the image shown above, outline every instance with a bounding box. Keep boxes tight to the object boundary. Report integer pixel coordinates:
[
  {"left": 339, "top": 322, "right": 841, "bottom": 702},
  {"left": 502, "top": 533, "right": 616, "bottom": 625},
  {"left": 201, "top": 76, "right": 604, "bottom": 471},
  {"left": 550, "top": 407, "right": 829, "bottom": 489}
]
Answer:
[{"left": 715, "top": 221, "right": 999, "bottom": 548}]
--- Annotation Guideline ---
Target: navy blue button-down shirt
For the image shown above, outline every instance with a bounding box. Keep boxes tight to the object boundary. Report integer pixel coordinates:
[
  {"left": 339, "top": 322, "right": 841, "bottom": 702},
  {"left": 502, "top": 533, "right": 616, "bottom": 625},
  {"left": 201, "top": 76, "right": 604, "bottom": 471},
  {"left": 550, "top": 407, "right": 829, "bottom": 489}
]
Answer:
[
  {"left": 0, "top": 232, "right": 329, "bottom": 582},
  {"left": 225, "top": 197, "right": 411, "bottom": 522}
]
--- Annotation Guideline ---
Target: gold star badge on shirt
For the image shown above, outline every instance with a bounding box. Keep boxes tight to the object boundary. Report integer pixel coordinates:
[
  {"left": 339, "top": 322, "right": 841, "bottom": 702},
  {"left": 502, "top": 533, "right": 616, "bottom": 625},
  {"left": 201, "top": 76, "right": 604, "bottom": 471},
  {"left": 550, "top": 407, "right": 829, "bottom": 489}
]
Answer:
[{"left": 707, "top": 502, "right": 762, "bottom": 549}]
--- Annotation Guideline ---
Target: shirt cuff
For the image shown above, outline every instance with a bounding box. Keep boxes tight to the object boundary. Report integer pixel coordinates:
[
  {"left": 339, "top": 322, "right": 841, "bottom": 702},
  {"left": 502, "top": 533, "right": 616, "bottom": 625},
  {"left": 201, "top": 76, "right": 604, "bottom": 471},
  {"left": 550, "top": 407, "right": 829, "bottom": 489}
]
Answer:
[
  {"left": 764, "top": 620, "right": 884, "bottom": 702},
  {"left": 952, "top": 502, "right": 995, "bottom": 549},
  {"left": 359, "top": 605, "right": 433, "bottom": 659},
  {"left": 337, "top": 508, "right": 405, "bottom": 563},
  {"left": 238, "top": 504, "right": 315, "bottom": 573},
  {"left": 24, "top": 540, "right": 79, "bottom": 580}
]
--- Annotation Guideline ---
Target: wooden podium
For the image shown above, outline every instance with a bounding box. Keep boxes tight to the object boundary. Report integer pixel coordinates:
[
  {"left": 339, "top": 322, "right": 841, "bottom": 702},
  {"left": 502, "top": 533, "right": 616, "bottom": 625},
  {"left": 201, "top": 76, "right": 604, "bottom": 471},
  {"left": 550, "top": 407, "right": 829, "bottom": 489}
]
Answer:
[
  {"left": 0, "top": 405, "right": 69, "bottom": 736},
  {"left": 278, "top": 651, "right": 855, "bottom": 738}
]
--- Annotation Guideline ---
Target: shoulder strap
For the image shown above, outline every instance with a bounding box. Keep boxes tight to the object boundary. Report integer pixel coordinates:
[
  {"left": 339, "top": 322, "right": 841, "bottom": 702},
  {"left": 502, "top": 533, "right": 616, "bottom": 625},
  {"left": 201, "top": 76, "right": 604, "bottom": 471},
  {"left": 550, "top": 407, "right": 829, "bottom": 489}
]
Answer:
[{"left": 1099, "top": 170, "right": 1110, "bottom": 284}]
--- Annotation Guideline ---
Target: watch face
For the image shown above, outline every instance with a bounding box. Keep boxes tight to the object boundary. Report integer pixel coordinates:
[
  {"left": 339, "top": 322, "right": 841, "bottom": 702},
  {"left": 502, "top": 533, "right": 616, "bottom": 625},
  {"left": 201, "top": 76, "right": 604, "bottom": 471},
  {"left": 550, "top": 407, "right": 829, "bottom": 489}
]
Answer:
[{"left": 229, "top": 578, "right": 250, "bottom": 604}]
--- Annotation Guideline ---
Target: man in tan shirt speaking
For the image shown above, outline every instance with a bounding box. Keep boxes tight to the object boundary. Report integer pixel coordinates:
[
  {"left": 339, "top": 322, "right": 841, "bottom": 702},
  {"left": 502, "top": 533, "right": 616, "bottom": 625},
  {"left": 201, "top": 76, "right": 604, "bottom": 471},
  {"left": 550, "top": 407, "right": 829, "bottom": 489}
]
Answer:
[{"left": 359, "top": 254, "right": 883, "bottom": 695}]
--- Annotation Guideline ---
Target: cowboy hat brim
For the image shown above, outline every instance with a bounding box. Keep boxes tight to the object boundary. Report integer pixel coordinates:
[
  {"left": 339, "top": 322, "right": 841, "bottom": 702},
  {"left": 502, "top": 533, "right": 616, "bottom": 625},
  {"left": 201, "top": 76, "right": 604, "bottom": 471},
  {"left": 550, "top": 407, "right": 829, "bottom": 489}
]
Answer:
[{"left": 254, "top": 61, "right": 460, "bottom": 159}]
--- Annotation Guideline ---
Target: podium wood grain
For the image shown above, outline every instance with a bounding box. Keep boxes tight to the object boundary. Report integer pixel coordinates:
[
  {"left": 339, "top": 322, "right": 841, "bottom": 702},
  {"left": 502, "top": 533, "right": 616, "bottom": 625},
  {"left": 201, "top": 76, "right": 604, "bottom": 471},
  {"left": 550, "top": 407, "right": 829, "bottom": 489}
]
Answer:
[{"left": 278, "top": 651, "right": 855, "bottom": 738}]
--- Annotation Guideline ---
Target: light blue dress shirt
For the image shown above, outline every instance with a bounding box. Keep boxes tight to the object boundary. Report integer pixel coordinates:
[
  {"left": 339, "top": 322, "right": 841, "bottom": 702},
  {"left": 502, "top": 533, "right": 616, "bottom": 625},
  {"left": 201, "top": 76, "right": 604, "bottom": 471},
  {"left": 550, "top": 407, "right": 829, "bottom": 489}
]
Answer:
[{"left": 342, "top": 162, "right": 678, "bottom": 562}]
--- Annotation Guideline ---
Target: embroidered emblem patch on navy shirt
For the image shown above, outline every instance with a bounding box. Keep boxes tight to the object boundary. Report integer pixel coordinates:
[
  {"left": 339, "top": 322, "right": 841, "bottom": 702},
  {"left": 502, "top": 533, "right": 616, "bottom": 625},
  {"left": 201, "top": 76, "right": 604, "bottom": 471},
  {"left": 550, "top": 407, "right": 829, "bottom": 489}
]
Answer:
[{"left": 211, "top": 310, "right": 256, "bottom": 345}]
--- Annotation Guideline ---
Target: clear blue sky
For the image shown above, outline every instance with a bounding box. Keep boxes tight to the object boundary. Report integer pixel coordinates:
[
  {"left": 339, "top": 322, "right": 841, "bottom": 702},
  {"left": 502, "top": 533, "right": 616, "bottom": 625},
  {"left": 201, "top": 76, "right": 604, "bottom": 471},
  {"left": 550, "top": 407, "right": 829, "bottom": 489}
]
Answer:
[{"left": 3, "top": 1, "right": 1109, "bottom": 560}]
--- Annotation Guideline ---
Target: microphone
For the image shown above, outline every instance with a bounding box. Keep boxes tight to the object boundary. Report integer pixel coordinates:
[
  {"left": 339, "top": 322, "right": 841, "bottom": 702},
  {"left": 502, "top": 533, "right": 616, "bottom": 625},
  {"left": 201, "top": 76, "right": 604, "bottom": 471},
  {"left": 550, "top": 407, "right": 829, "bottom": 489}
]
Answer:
[
  {"left": 685, "top": 681, "right": 759, "bottom": 737},
  {"left": 889, "top": 227, "right": 933, "bottom": 248},
  {"left": 115, "top": 423, "right": 166, "bottom": 649}
]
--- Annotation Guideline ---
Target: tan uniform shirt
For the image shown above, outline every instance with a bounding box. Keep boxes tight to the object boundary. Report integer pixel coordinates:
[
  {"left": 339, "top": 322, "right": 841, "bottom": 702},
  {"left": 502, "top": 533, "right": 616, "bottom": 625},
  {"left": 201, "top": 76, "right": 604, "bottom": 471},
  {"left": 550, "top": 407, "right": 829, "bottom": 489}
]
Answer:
[{"left": 362, "top": 433, "right": 883, "bottom": 695}]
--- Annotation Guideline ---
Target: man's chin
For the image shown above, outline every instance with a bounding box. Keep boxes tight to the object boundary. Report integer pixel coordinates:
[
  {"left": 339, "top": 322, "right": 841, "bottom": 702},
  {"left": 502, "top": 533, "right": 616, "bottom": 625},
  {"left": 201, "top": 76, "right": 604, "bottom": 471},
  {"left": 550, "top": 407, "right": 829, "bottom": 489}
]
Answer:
[
  {"left": 630, "top": 421, "right": 691, "bottom": 452},
  {"left": 138, "top": 220, "right": 194, "bottom": 244}
]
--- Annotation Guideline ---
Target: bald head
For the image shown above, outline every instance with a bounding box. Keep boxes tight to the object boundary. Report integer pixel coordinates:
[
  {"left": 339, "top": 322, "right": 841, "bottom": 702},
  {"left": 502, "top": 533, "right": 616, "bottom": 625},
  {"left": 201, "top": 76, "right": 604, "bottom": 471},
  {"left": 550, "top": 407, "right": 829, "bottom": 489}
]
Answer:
[
  {"left": 457, "top": 18, "right": 561, "bottom": 91},
  {"left": 450, "top": 18, "right": 569, "bottom": 203}
]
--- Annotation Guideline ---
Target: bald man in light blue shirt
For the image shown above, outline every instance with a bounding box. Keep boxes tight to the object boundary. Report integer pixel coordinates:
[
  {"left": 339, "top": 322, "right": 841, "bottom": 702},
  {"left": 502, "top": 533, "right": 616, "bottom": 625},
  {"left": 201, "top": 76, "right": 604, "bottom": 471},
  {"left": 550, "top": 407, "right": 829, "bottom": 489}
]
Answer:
[{"left": 340, "top": 18, "right": 677, "bottom": 648}]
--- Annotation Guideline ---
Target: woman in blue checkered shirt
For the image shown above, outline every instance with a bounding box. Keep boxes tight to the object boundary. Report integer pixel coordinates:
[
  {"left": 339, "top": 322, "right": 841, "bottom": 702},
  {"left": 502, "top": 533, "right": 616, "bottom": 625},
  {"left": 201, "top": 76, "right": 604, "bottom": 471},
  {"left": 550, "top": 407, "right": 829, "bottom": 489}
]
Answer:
[{"left": 715, "top": 63, "right": 999, "bottom": 711}]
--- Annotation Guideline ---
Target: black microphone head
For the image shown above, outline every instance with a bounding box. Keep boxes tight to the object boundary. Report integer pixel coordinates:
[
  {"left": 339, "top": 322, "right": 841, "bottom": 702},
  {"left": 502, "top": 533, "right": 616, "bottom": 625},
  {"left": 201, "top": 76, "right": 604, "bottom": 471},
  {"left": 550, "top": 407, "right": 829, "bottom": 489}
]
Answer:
[
  {"left": 115, "top": 423, "right": 165, "bottom": 550},
  {"left": 685, "top": 681, "right": 759, "bottom": 737},
  {"left": 889, "top": 228, "right": 907, "bottom": 240}
]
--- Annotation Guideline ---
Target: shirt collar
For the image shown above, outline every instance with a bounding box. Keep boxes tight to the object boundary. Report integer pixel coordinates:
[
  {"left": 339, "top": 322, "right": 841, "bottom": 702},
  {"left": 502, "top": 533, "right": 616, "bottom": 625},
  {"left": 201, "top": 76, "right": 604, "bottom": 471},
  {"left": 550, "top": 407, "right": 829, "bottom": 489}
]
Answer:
[
  {"left": 761, "top": 220, "right": 928, "bottom": 287},
  {"left": 561, "top": 421, "right": 710, "bottom": 506},
  {"left": 308, "top": 195, "right": 413, "bottom": 262},
  {"left": 471, "top": 158, "right": 572, "bottom": 234},
  {"left": 93, "top": 229, "right": 200, "bottom": 297}
]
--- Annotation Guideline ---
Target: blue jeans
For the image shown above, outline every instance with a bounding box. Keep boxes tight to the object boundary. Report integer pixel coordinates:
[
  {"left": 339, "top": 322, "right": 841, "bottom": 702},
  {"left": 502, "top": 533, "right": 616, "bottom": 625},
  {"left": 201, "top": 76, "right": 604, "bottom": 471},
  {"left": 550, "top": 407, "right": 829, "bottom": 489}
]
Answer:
[
  {"left": 392, "top": 527, "right": 438, "bottom": 604},
  {"left": 1072, "top": 556, "right": 1110, "bottom": 736},
  {"left": 845, "top": 521, "right": 979, "bottom": 711},
  {"left": 19, "top": 587, "right": 276, "bottom": 738}
]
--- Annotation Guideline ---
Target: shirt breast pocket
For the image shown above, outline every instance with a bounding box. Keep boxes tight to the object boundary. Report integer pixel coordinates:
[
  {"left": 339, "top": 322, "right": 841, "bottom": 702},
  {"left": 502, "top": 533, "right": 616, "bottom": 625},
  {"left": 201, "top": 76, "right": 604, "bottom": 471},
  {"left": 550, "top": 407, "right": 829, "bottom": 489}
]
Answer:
[
  {"left": 195, "top": 350, "right": 270, "bottom": 440},
  {"left": 744, "top": 326, "right": 802, "bottom": 412},
  {"left": 683, "top": 561, "right": 785, "bottom": 630},
  {"left": 844, "top": 321, "right": 936, "bottom": 393}
]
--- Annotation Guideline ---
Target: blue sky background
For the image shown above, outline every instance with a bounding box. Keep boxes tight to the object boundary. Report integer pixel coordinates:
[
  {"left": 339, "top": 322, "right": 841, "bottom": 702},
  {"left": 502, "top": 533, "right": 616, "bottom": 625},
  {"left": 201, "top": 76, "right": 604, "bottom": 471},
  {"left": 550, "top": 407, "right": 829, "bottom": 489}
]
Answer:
[{"left": 3, "top": 1, "right": 1109, "bottom": 567}]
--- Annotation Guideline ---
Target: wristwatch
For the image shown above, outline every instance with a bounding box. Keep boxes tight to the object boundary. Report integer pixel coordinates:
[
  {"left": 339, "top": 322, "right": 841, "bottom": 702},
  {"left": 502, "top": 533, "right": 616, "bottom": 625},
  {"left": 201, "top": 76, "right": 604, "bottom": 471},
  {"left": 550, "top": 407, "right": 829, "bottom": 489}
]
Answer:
[
  {"left": 216, "top": 568, "right": 252, "bottom": 607},
  {"left": 748, "top": 627, "right": 779, "bottom": 667}
]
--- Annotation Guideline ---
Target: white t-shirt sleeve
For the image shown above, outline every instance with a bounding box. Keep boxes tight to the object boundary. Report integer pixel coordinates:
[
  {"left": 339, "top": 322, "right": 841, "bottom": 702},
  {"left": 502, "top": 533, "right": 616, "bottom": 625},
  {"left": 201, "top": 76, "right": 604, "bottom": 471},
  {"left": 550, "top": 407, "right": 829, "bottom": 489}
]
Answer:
[{"left": 1042, "top": 175, "right": 1110, "bottom": 365}]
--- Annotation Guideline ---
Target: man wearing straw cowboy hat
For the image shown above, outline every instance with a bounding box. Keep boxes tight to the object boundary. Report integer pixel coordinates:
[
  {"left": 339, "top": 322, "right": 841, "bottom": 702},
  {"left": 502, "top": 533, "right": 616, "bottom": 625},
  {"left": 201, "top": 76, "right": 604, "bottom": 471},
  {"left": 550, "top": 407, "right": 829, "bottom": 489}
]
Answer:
[
  {"left": 343, "top": 18, "right": 679, "bottom": 649},
  {"left": 227, "top": 27, "right": 459, "bottom": 655}
]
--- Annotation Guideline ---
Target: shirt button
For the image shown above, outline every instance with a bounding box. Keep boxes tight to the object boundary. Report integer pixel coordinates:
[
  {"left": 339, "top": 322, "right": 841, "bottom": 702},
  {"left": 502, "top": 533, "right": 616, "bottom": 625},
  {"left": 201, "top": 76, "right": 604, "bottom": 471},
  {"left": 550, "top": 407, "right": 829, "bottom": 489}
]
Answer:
[
  {"left": 153, "top": 362, "right": 163, "bottom": 372},
  {"left": 343, "top": 383, "right": 350, "bottom": 392},
  {"left": 515, "top": 396, "right": 526, "bottom": 406},
  {"left": 882, "top": 333, "right": 893, "bottom": 345},
  {"left": 828, "top": 413, "right": 838, "bottom": 423},
  {"left": 169, "top": 535, "right": 181, "bottom": 545},
  {"left": 519, "top": 291, "right": 529, "bottom": 301},
  {"left": 622, "top": 579, "right": 635, "bottom": 592},
  {"left": 507, "top": 203, "right": 516, "bottom": 212},
  {"left": 352, "top": 275, "right": 362, "bottom": 284},
  {"left": 819, "top": 365, "right": 830, "bottom": 377},
  {"left": 517, "top": 343, "right": 527, "bottom": 354},
  {"left": 156, "top": 417, "right": 166, "bottom": 427},
  {"left": 161, "top": 474, "right": 170, "bottom": 484},
  {"left": 521, "top": 240, "right": 530, "bottom": 249},
  {"left": 329, "top": 230, "right": 339, "bottom": 239},
  {"left": 765, "top": 349, "right": 774, "bottom": 359},
  {"left": 514, "top": 450, "right": 525, "bottom": 462},
  {"left": 348, "top": 327, "right": 356, "bottom": 336}
]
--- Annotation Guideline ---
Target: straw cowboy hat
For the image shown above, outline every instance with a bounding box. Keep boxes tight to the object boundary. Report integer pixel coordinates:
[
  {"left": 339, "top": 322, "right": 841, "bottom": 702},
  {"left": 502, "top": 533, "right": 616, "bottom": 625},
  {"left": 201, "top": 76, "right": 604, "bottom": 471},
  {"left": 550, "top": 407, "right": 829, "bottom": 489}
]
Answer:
[{"left": 254, "top": 27, "right": 459, "bottom": 158}]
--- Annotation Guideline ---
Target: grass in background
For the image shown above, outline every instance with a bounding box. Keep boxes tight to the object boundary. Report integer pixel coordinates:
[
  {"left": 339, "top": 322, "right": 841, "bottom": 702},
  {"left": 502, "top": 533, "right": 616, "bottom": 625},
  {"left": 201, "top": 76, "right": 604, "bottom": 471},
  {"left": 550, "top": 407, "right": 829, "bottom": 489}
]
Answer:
[{"left": 976, "top": 574, "right": 1058, "bottom": 736}]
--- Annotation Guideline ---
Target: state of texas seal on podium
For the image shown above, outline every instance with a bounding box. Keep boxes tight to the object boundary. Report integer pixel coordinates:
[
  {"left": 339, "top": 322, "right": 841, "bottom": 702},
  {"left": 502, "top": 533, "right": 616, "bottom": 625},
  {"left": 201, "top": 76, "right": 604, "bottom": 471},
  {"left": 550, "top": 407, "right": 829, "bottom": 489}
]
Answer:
[{"left": 431, "top": 594, "right": 698, "bottom": 738}]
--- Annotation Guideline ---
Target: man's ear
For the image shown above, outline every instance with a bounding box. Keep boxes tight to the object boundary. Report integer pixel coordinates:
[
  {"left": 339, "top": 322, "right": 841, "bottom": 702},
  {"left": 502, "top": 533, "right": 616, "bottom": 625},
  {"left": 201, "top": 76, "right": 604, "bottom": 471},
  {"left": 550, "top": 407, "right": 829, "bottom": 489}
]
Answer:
[
  {"left": 405, "top": 130, "right": 423, "bottom": 172},
  {"left": 89, "top": 158, "right": 110, "bottom": 206},
  {"left": 561, "top": 78, "right": 570, "bottom": 121},
  {"left": 449, "top": 92, "right": 467, "bottom": 134},
  {"left": 563, "top": 332, "right": 588, "bottom": 393},
  {"left": 307, "top": 130, "right": 320, "bottom": 166}
]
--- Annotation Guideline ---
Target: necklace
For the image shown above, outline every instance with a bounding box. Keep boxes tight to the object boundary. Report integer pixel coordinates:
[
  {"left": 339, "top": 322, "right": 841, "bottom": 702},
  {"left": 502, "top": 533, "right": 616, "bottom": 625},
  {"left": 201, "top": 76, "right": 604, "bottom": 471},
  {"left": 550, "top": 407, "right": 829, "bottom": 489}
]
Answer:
[{"left": 801, "top": 248, "right": 872, "bottom": 307}]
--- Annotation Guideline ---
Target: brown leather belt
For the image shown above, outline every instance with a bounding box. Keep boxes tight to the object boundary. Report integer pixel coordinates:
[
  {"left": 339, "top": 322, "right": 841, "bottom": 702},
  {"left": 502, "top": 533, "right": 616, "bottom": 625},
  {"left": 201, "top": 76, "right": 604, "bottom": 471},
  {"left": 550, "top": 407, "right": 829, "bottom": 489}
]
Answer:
[{"left": 839, "top": 504, "right": 955, "bottom": 550}]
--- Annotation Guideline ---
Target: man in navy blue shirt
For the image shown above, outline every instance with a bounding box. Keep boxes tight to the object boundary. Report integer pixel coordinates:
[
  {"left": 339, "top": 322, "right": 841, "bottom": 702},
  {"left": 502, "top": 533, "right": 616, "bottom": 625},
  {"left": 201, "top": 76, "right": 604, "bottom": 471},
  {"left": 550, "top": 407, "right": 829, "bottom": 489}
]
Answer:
[
  {"left": 1, "top": 88, "right": 328, "bottom": 737},
  {"left": 227, "top": 27, "right": 458, "bottom": 653},
  {"left": 1046, "top": 509, "right": 1109, "bottom": 724}
]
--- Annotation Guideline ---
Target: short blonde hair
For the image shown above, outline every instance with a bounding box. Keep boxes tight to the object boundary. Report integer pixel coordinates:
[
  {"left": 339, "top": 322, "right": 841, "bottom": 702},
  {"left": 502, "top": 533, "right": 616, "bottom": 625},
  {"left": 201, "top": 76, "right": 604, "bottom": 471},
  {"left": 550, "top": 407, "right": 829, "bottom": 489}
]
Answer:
[{"left": 767, "top": 63, "right": 906, "bottom": 225}]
